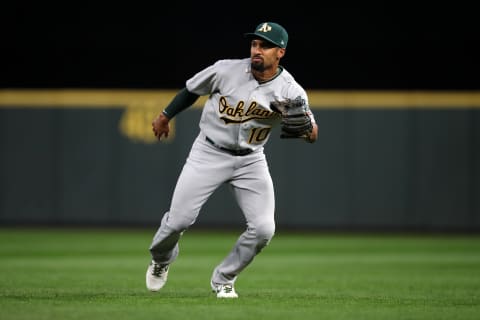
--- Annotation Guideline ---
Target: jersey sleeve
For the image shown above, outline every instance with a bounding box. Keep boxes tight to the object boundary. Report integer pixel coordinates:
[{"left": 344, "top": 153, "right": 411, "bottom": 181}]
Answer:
[{"left": 186, "top": 60, "right": 222, "bottom": 96}]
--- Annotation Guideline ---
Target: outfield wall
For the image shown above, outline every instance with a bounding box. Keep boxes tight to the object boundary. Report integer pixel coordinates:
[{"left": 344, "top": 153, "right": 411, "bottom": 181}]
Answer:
[{"left": 1, "top": 90, "right": 479, "bottom": 231}]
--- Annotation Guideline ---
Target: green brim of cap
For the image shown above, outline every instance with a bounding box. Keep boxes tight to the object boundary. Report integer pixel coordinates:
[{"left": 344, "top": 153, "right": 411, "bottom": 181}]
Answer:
[{"left": 244, "top": 33, "right": 285, "bottom": 48}]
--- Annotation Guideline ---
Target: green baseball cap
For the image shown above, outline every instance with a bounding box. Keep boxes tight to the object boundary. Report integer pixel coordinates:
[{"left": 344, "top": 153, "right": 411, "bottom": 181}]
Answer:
[{"left": 244, "top": 22, "right": 288, "bottom": 49}]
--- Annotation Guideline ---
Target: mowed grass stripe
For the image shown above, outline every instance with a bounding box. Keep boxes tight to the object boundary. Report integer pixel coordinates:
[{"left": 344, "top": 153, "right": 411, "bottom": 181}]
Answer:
[{"left": 1, "top": 228, "right": 479, "bottom": 320}]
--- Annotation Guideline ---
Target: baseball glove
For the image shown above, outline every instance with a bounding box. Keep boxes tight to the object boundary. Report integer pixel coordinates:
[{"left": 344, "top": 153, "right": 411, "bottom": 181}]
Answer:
[{"left": 270, "top": 96, "right": 313, "bottom": 139}]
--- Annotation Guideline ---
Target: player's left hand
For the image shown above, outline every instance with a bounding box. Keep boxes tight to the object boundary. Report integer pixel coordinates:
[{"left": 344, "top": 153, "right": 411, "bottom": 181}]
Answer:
[{"left": 152, "top": 112, "right": 170, "bottom": 140}]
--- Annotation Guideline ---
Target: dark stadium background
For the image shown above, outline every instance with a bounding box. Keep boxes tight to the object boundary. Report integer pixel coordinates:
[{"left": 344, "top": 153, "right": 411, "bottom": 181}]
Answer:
[{"left": 1, "top": 4, "right": 478, "bottom": 90}]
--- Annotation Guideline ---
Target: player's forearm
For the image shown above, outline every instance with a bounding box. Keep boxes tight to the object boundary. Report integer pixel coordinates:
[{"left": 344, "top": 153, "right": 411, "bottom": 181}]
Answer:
[{"left": 162, "top": 87, "right": 200, "bottom": 119}]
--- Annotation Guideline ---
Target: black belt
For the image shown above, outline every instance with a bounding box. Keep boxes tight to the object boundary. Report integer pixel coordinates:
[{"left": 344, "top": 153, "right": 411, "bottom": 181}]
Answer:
[{"left": 205, "top": 136, "right": 253, "bottom": 156}]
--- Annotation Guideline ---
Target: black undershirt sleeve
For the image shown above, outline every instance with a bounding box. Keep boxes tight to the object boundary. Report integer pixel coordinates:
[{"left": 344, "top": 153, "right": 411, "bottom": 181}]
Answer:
[{"left": 162, "top": 87, "right": 200, "bottom": 119}]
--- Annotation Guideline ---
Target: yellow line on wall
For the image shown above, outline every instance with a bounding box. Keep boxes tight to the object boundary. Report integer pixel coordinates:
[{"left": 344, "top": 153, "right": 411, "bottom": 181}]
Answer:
[
  {"left": 0, "top": 89, "right": 182, "bottom": 108},
  {"left": 308, "top": 90, "right": 480, "bottom": 108},
  {"left": 1, "top": 89, "right": 480, "bottom": 109}
]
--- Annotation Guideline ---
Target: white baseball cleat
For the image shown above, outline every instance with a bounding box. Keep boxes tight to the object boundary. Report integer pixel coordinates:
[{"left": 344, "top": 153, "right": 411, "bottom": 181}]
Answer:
[
  {"left": 211, "top": 281, "right": 238, "bottom": 298},
  {"left": 146, "top": 260, "right": 169, "bottom": 292}
]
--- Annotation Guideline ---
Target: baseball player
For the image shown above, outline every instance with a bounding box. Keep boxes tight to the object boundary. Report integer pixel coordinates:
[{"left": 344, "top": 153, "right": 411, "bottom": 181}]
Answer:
[{"left": 146, "top": 22, "right": 318, "bottom": 298}]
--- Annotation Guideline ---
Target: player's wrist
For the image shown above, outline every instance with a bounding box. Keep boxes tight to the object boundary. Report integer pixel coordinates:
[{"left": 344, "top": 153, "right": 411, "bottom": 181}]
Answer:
[{"left": 161, "top": 110, "right": 171, "bottom": 120}]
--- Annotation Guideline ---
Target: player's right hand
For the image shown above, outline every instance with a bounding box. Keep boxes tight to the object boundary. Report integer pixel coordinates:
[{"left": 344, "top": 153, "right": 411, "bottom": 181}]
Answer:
[{"left": 152, "top": 112, "right": 170, "bottom": 140}]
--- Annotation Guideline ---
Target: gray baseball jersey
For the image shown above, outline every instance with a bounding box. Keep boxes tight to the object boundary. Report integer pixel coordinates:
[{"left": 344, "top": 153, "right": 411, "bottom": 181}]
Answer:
[{"left": 186, "top": 57, "right": 316, "bottom": 150}]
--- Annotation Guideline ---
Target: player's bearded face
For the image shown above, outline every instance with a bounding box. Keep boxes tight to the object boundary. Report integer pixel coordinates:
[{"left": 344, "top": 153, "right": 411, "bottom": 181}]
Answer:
[
  {"left": 251, "top": 54, "right": 277, "bottom": 73},
  {"left": 250, "top": 39, "right": 278, "bottom": 72},
  {"left": 250, "top": 52, "right": 276, "bottom": 72}
]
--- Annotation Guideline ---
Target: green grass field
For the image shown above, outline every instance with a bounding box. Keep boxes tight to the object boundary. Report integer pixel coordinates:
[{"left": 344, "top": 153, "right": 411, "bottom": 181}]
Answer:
[{"left": 1, "top": 227, "right": 479, "bottom": 320}]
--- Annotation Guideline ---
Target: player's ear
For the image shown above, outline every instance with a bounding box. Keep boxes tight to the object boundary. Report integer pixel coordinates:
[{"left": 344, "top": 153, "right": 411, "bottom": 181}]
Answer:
[{"left": 277, "top": 48, "right": 286, "bottom": 59}]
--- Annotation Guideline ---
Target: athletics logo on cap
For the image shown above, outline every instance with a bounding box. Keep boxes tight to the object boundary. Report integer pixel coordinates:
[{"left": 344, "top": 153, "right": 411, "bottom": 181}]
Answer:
[
  {"left": 258, "top": 23, "right": 272, "bottom": 33},
  {"left": 244, "top": 22, "right": 288, "bottom": 49}
]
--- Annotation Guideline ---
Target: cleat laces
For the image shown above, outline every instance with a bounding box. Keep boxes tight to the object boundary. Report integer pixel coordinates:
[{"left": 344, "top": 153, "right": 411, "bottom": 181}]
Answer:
[
  {"left": 222, "top": 285, "right": 233, "bottom": 293},
  {"left": 152, "top": 263, "right": 168, "bottom": 277}
]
